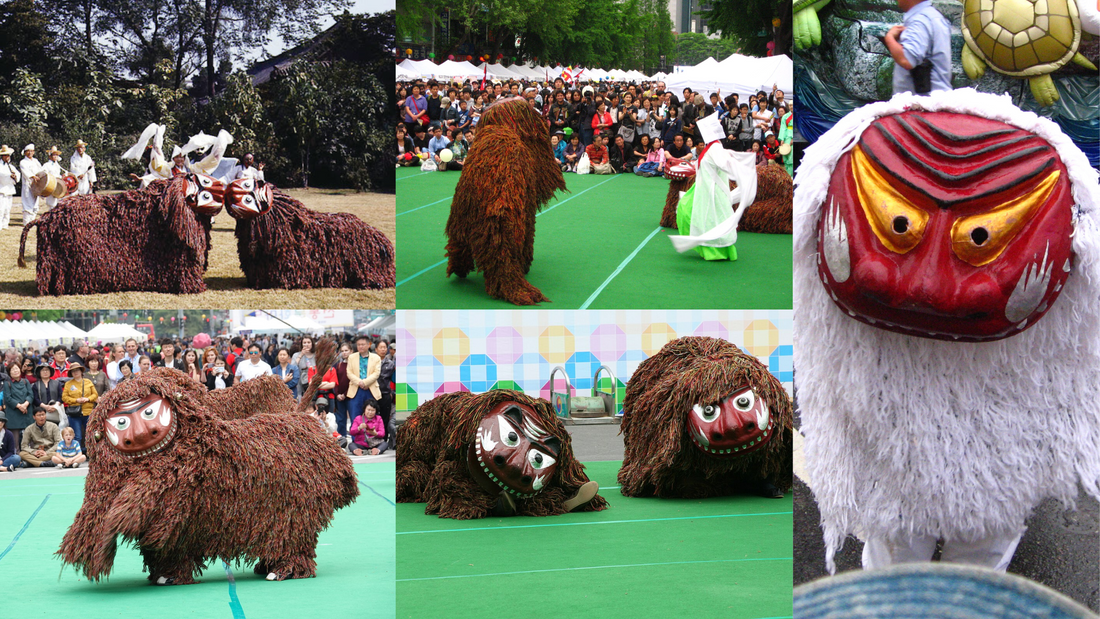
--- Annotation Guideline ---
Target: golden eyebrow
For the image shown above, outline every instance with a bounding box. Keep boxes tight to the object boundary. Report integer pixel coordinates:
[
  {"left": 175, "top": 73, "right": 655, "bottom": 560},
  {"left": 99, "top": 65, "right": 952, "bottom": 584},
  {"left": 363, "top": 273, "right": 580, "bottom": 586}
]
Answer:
[
  {"left": 852, "top": 146, "right": 930, "bottom": 254},
  {"left": 950, "top": 170, "right": 1061, "bottom": 267}
]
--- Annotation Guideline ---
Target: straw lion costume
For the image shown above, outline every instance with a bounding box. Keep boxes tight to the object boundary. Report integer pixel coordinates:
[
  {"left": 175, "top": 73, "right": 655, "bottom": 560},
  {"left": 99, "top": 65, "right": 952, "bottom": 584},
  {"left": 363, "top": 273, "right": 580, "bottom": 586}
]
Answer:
[
  {"left": 58, "top": 340, "right": 358, "bottom": 584},
  {"left": 795, "top": 89, "right": 1100, "bottom": 572},
  {"left": 444, "top": 98, "right": 567, "bottom": 305},
  {"left": 396, "top": 390, "right": 607, "bottom": 519},
  {"left": 618, "top": 336, "right": 793, "bottom": 499}
]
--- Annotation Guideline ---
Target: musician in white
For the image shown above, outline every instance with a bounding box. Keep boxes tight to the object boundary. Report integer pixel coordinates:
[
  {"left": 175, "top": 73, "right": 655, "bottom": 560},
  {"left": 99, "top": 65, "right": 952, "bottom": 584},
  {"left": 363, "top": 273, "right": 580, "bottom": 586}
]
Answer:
[
  {"left": 70, "top": 140, "right": 96, "bottom": 194},
  {"left": 231, "top": 153, "right": 265, "bottom": 181},
  {"left": 0, "top": 145, "right": 19, "bottom": 229},
  {"left": 42, "top": 146, "right": 64, "bottom": 208},
  {"left": 18, "top": 144, "right": 42, "bottom": 222}
]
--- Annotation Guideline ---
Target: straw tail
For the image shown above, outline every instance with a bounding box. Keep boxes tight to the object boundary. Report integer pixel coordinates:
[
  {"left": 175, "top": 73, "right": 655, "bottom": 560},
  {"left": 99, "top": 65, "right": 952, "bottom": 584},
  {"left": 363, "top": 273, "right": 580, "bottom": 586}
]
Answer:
[{"left": 296, "top": 338, "right": 338, "bottom": 412}]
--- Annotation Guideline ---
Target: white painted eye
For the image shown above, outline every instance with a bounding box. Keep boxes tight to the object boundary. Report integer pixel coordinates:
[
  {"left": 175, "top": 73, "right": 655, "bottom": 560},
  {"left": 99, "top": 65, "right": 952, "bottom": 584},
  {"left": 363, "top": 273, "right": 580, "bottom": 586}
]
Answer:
[
  {"left": 199, "top": 176, "right": 213, "bottom": 187},
  {"left": 200, "top": 191, "right": 212, "bottom": 202},
  {"left": 693, "top": 404, "right": 718, "bottom": 423},
  {"left": 732, "top": 391, "right": 754, "bottom": 412},
  {"left": 140, "top": 407, "right": 156, "bottom": 420},
  {"left": 497, "top": 416, "right": 519, "bottom": 447},
  {"left": 527, "top": 449, "right": 555, "bottom": 470},
  {"left": 243, "top": 179, "right": 254, "bottom": 191},
  {"left": 242, "top": 196, "right": 256, "bottom": 209},
  {"left": 109, "top": 416, "right": 130, "bottom": 431}
]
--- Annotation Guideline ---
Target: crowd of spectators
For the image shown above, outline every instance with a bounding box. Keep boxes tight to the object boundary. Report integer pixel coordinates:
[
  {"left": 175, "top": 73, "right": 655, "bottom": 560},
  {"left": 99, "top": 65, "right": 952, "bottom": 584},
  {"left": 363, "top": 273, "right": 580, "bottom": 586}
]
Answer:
[
  {"left": 0, "top": 332, "right": 396, "bottom": 470},
  {"left": 396, "top": 77, "right": 795, "bottom": 177}
]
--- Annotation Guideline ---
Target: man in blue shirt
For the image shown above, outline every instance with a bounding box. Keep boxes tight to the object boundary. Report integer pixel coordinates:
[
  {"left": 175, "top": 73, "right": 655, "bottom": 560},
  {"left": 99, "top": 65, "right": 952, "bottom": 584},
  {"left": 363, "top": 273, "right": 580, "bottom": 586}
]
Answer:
[
  {"left": 427, "top": 126, "right": 452, "bottom": 171},
  {"left": 884, "top": 0, "right": 952, "bottom": 95}
]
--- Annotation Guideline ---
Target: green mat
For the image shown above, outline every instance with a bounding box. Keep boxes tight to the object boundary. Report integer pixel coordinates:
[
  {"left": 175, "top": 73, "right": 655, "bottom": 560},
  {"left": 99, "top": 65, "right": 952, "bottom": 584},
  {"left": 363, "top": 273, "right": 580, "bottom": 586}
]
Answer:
[
  {"left": 396, "top": 460, "right": 793, "bottom": 619},
  {"left": 0, "top": 462, "right": 395, "bottom": 618},
  {"left": 396, "top": 167, "right": 793, "bottom": 309}
]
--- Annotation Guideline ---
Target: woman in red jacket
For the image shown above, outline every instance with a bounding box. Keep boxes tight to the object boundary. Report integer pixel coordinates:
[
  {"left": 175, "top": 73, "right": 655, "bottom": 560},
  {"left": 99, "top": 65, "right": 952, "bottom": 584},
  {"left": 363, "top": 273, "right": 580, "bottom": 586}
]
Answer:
[{"left": 591, "top": 102, "right": 613, "bottom": 136}]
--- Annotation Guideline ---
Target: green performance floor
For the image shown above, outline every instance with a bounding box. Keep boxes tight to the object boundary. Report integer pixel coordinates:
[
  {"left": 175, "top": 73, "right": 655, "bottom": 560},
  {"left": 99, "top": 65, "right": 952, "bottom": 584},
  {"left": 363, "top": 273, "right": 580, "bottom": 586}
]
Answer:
[
  {"left": 0, "top": 462, "right": 395, "bottom": 618},
  {"left": 396, "top": 167, "right": 793, "bottom": 309},
  {"left": 397, "top": 460, "right": 793, "bottom": 619}
]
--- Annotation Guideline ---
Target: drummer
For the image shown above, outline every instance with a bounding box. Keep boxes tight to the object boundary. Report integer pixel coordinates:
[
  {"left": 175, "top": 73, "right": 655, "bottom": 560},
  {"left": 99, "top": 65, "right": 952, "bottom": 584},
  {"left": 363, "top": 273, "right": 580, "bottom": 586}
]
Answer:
[
  {"left": 0, "top": 145, "right": 18, "bottom": 230},
  {"left": 70, "top": 140, "right": 96, "bottom": 195},
  {"left": 18, "top": 144, "right": 41, "bottom": 222},
  {"left": 42, "top": 146, "right": 64, "bottom": 209}
]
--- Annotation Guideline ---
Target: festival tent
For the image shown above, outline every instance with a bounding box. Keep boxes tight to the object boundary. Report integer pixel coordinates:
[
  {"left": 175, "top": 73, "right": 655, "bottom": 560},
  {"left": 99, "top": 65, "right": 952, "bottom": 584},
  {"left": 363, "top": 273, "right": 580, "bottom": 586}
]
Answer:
[
  {"left": 233, "top": 314, "right": 325, "bottom": 334},
  {"left": 85, "top": 322, "right": 149, "bottom": 344},
  {"left": 0, "top": 320, "right": 88, "bottom": 347},
  {"left": 397, "top": 66, "right": 418, "bottom": 81},
  {"left": 478, "top": 62, "right": 525, "bottom": 79},
  {"left": 431, "top": 60, "right": 481, "bottom": 77},
  {"left": 358, "top": 314, "right": 396, "bottom": 339},
  {"left": 665, "top": 54, "right": 793, "bottom": 100}
]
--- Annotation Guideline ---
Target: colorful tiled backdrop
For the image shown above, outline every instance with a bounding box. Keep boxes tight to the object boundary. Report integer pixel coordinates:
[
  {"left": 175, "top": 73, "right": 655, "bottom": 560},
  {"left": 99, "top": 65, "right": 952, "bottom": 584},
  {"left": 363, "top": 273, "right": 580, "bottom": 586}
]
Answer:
[{"left": 395, "top": 310, "right": 793, "bottom": 415}]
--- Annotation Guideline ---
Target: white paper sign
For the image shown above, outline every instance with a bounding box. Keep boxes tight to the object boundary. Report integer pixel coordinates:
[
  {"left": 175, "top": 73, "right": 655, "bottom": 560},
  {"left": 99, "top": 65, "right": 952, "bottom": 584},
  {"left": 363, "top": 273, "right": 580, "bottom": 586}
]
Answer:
[{"left": 696, "top": 112, "right": 724, "bottom": 145}]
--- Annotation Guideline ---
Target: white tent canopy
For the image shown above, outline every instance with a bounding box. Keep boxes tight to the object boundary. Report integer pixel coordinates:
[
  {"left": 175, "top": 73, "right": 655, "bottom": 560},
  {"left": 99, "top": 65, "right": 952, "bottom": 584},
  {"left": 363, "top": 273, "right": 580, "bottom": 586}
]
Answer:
[
  {"left": 85, "top": 322, "right": 148, "bottom": 344},
  {"left": 0, "top": 320, "right": 88, "bottom": 347},
  {"left": 233, "top": 314, "right": 325, "bottom": 334},
  {"left": 666, "top": 54, "right": 793, "bottom": 101}
]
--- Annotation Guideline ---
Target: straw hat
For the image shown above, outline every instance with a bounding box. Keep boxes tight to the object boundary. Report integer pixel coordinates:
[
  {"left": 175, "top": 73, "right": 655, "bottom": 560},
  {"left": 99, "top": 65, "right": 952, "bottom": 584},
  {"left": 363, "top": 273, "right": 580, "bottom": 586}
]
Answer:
[
  {"left": 0, "top": 145, "right": 13, "bottom": 156},
  {"left": 48, "top": 145, "right": 62, "bottom": 156},
  {"left": 75, "top": 139, "right": 87, "bottom": 148}
]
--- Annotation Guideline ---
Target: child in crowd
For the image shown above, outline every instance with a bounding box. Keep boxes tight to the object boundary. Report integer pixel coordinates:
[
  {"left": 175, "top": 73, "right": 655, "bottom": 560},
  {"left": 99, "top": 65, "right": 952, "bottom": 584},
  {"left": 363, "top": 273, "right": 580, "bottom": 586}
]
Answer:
[
  {"left": 52, "top": 426, "right": 86, "bottom": 468},
  {"left": 348, "top": 400, "right": 386, "bottom": 456}
]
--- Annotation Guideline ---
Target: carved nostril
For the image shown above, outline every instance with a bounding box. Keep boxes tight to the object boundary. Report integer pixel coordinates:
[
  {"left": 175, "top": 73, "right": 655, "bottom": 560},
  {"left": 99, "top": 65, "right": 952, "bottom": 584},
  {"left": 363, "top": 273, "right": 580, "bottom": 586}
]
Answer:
[
  {"left": 124, "top": 440, "right": 132, "bottom": 446},
  {"left": 745, "top": 422, "right": 755, "bottom": 432},
  {"left": 493, "top": 455, "right": 505, "bottom": 467},
  {"left": 521, "top": 476, "right": 532, "bottom": 486},
  {"left": 151, "top": 429, "right": 158, "bottom": 436},
  {"left": 712, "top": 432, "right": 723, "bottom": 441}
]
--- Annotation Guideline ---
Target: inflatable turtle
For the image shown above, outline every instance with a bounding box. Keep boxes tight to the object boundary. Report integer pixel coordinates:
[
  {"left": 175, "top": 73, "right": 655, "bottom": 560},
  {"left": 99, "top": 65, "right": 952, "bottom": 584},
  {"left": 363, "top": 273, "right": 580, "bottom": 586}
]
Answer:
[
  {"left": 794, "top": 0, "right": 832, "bottom": 50},
  {"left": 961, "top": 0, "right": 1097, "bottom": 106}
]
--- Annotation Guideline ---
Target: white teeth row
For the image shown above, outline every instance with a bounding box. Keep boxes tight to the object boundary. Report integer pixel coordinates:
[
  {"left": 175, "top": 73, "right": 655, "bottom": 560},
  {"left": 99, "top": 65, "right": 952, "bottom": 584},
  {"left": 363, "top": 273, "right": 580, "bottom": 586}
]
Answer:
[
  {"left": 122, "top": 421, "right": 176, "bottom": 459},
  {"left": 475, "top": 436, "right": 534, "bottom": 498},
  {"left": 851, "top": 308, "right": 1034, "bottom": 340},
  {"left": 690, "top": 421, "right": 774, "bottom": 456}
]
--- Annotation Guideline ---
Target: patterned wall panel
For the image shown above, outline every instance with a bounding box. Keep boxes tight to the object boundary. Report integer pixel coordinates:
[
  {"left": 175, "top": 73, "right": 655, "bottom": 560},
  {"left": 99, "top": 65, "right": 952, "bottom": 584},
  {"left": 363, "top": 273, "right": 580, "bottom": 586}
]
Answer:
[{"left": 396, "top": 310, "right": 794, "bottom": 414}]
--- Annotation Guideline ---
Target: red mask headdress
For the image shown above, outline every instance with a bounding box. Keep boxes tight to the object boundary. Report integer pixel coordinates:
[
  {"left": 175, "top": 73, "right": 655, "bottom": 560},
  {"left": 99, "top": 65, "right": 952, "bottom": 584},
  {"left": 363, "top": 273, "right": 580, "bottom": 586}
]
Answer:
[
  {"left": 184, "top": 173, "right": 225, "bottom": 215},
  {"left": 225, "top": 177, "right": 274, "bottom": 219},
  {"left": 816, "top": 110, "right": 1075, "bottom": 342}
]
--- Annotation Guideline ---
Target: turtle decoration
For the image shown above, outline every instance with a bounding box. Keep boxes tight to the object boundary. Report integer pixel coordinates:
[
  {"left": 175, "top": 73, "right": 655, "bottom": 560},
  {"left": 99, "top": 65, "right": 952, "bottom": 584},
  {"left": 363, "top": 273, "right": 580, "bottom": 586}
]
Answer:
[{"left": 961, "top": 0, "right": 1098, "bottom": 106}]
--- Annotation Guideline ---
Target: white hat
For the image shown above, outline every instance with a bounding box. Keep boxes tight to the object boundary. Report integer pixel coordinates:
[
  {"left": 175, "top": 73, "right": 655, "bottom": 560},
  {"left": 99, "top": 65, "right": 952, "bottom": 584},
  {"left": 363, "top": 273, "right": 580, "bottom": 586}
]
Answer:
[
  {"left": 171, "top": 145, "right": 183, "bottom": 158},
  {"left": 23, "top": 144, "right": 34, "bottom": 152}
]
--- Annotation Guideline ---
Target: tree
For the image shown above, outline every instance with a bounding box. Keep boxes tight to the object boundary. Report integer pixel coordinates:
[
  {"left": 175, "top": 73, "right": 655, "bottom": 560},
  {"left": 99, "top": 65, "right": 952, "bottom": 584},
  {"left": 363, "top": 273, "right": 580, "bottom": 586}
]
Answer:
[
  {"left": 698, "top": 0, "right": 784, "bottom": 57},
  {"left": 0, "top": 0, "right": 54, "bottom": 77},
  {"left": 673, "top": 32, "right": 741, "bottom": 66}
]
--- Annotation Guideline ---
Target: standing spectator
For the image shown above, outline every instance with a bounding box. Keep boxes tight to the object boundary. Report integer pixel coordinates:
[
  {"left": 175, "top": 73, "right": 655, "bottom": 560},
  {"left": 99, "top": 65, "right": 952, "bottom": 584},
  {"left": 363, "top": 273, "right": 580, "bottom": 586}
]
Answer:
[
  {"left": 225, "top": 336, "right": 245, "bottom": 373},
  {"left": 106, "top": 344, "right": 126, "bottom": 389},
  {"left": 426, "top": 81, "right": 443, "bottom": 129},
  {"left": 729, "top": 104, "right": 755, "bottom": 151},
  {"left": 157, "top": 339, "right": 183, "bottom": 370},
  {"left": 32, "top": 365, "right": 64, "bottom": 423},
  {"left": 375, "top": 340, "right": 396, "bottom": 445},
  {"left": 660, "top": 106, "right": 684, "bottom": 146},
  {"left": 617, "top": 93, "right": 638, "bottom": 146},
  {"left": 0, "top": 145, "right": 20, "bottom": 230},
  {"left": 123, "top": 338, "right": 142, "bottom": 371},
  {"left": 272, "top": 348, "right": 300, "bottom": 394},
  {"left": 291, "top": 336, "right": 316, "bottom": 398},
  {"left": 681, "top": 95, "right": 699, "bottom": 143},
  {"left": 49, "top": 347, "right": 71, "bottom": 380},
  {"left": 67, "top": 342, "right": 89, "bottom": 367},
  {"left": 403, "top": 84, "right": 428, "bottom": 131},
  {"left": 586, "top": 133, "right": 612, "bottom": 175},
  {"left": 346, "top": 336, "right": 381, "bottom": 428},
  {"left": 569, "top": 90, "right": 587, "bottom": 143},
  {"left": 548, "top": 90, "right": 571, "bottom": 135},
  {"left": 62, "top": 363, "right": 96, "bottom": 449},
  {"left": 3, "top": 363, "right": 34, "bottom": 449},
  {"left": 454, "top": 99, "right": 472, "bottom": 136},
  {"left": 69, "top": 139, "right": 96, "bottom": 194},
  {"left": 0, "top": 413, "right": 22, "bottom": 471},
  {"left": 19, "top": 409, "right": 60, "bottom": 468},
  {"left": 334, "top": 342, "right": 352, "bottom": 433},
  {"left": 235, "top": 344, "right": 272, "bottom": 383},
  {"left": 117, "top": 360, "right": 135, "bottom": 383},
  {"left": 84, "top": 356, "right": 109, "bottom": 396},
  {"left": 206, "top": 356, "right": 234, "bottom": 390},
  {"left": 778, "top": 104, "right": 795, "bottom": 176},
  {"left": 182, "top": 349, "right": 204, "bottom": 383}
]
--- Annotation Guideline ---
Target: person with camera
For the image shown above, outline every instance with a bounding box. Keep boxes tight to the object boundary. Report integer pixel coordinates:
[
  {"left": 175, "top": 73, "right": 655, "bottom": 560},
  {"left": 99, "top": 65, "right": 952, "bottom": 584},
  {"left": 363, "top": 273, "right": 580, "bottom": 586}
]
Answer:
[{"left": 884, "top": 0, "right": 952, "bottom": 95}]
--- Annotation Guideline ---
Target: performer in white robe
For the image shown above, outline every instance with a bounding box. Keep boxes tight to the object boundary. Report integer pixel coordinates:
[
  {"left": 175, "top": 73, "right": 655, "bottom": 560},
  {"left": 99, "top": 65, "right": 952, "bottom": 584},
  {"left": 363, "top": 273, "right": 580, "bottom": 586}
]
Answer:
[
  {"left": 42, "top": 146, "right": 64, "bottom": 209},
  {"left": 231, "top": 153, "right": 265, "bottom": 181},
  {"left": 122, "top": 123, "right": 173, "bottom": 187},
  {"left": 18, "top": 144, "right": 42, "bottom": 222},
  {"left": 70, "top": 140, "right": 96, "bottom": 194},
  {"left": 0, "top": 145, "right": 19, "bottom": 229}
]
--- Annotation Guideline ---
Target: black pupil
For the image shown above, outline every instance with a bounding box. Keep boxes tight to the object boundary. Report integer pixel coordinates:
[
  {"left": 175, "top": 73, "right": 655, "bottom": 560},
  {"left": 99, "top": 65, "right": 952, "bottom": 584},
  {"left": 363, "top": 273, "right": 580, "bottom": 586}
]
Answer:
[
  {"left": 534, "top": 453, "right": 542, "bottom": 464},
  {"left": 892, "top": 216, "right": 908, "bottom": 234},
  {"left": 738, "top": 398, "right": 749, "bottom": 407},
  {"left": 971, "top": 227, "right": 989, "bottom": 246},
  {"left": 508, "top": 431, "right": 517, "bottom": 442}
]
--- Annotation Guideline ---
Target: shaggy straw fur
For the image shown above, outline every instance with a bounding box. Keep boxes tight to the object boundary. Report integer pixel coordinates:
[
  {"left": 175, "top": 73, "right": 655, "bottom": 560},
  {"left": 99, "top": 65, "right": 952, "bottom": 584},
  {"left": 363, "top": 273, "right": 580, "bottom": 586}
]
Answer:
[
  {"left": 444, "top": 98, "right": 567, "bottom": 305},
  {"left": 233, "top": 189, "right": 395, "bottom": 290},
  {"left": 57, "top": 343, "right": 357, "bottom": 584},
  {"left": 618, "top": 336, "right": 793, "bottom": 498},
  {"left": 396, "top": 389, "right": 607, "bottom": 519},
  {"left": 662, "top": 165, "right": 791, "bottom": 234},
  {"left": 793, "top": 89, "right": 1100, "bottom": 573},
  {"left": 18, "top": 177, "right": 214, "bottom": 295}
]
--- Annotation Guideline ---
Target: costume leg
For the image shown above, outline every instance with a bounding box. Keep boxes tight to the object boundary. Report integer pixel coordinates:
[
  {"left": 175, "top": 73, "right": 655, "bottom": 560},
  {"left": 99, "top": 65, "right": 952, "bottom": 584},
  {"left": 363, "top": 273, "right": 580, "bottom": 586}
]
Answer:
[
  {"left": 445, "top": 236, "right": 475, "bottom": 279},
  {"left": 141, "top": 547, "right": 203, "bottom": 585},
  {"left": 478, "top": 213, "right": 549, "bottom": 305},
  {"left": 940, "top": 529, "right": 1025, "bottom": 572},
  {"left": 860, "top": 534, "right": 938, "bottom": 569}
]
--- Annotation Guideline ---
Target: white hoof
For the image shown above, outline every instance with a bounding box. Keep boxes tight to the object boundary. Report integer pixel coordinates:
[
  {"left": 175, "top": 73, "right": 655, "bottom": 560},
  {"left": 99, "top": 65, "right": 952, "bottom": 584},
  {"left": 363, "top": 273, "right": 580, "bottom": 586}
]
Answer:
[
  {"left": 266, "top": 572, "right": 277, "bottom": 581},
  {"left": 156, "top": 576, "right": 169, "bottom": 585}
]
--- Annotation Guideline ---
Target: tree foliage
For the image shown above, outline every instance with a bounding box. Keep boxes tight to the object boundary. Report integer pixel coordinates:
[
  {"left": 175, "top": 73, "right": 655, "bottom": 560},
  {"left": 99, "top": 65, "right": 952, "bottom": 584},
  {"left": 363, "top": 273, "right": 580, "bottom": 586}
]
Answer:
[
  {"left": 672, "top": 32, "right": 743, "bottom": 66},
  {"left": 698, "top": 0, "right": 785, "bottom": 57}
]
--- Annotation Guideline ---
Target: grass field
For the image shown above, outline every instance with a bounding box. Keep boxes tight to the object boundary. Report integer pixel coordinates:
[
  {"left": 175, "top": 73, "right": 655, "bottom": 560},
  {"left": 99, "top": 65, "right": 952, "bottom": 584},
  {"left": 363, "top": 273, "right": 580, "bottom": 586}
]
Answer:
[
  {"left": 396, "top": 167, "right": 793, "bottom": 309},
  {"left": 0, "top": 461, "right": 395, "bottom": 618},
  {"left": 397, "top": 460, "right": 793, "bottom": 619},
  {"left": 1, "top": 188, "right": 395, "bottom": 309}
]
